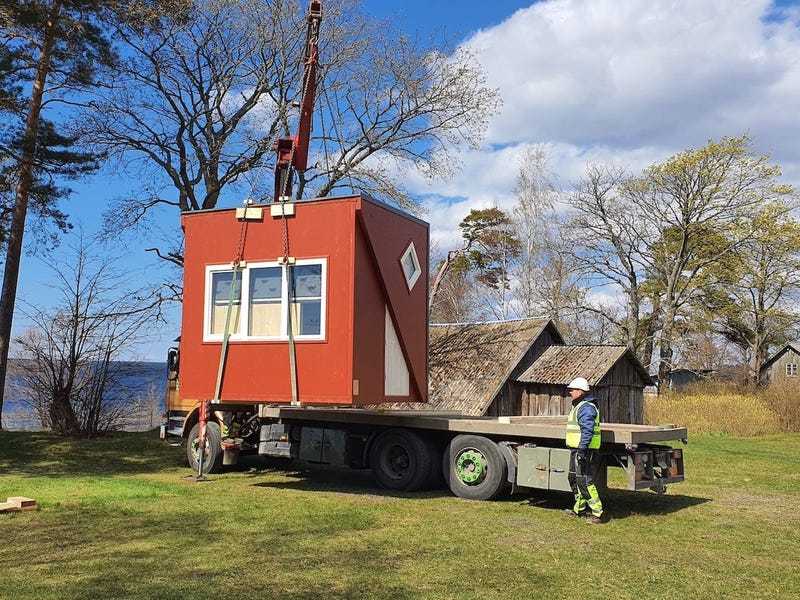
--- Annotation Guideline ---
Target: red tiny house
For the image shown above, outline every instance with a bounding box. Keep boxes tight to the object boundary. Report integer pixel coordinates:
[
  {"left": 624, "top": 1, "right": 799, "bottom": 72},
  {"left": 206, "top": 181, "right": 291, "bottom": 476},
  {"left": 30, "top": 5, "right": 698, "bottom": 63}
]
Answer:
[{"left": 178, "top": 194, "right": 428, "bottom": 407}]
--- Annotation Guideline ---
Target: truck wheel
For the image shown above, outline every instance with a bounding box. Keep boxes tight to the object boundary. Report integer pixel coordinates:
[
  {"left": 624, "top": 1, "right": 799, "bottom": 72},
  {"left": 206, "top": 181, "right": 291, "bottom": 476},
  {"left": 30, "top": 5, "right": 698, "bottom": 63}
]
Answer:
[
  {"left": 186, "top": 421, "right": 223, "bottom": 475},
  {"left": 443, "top": 435, "right": 507, "bottom": 501},
  {"left": 369, "top": 429, "right": 432, "bottom": 492}
]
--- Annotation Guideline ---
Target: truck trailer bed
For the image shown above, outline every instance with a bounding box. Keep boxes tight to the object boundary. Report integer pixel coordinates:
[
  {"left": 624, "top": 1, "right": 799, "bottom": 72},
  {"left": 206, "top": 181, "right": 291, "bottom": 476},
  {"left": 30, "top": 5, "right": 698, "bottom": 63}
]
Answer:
[{"left": 258, "top": 406, "right": 688, "bottom": 446}]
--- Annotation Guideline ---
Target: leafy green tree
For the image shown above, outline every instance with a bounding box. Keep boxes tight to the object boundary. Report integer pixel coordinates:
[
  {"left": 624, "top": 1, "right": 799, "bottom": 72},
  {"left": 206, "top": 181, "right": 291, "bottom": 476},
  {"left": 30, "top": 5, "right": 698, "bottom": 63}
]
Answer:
[
  {"left": 0, "top": 0, "right": 117, "bottom": 429},
  {"left": 429, "top": 207, "right": 521, "bottom": 321},
  {"left": 700, "top": 203, "right": 800, "bottom": 380}
]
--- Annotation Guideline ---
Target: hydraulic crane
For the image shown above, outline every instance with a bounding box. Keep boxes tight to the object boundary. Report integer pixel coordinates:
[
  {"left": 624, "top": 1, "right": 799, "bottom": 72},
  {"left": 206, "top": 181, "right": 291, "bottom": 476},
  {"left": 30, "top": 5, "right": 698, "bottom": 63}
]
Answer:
[{"left": 273, "top": 0, "right": 323, "bottom": 204}]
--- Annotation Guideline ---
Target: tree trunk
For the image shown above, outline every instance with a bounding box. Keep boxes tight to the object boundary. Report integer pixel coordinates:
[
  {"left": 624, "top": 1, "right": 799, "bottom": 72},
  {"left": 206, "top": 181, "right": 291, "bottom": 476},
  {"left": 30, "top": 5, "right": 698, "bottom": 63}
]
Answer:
[
  {"left": 429, "top": 250, "right": 459, "bottom": 313},
  {"left": 0, "top": 1, "right": 61, "bottom": 430},
  {"left": 657, "top": 308, "right": 676, "bottom": 392}
]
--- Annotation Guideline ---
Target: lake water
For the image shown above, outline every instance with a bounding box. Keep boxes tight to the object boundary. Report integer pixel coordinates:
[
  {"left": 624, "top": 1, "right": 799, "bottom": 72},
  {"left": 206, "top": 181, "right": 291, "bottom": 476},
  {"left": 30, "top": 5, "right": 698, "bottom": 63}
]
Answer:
[{"left": 2, "top": 361, "right": 168, "bottom": 431}]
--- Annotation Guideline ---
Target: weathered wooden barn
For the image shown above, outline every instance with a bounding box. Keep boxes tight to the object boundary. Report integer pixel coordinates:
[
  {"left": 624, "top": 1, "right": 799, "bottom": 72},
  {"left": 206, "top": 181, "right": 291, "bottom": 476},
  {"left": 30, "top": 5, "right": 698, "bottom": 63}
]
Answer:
[
  {"left": 387, "top": 319, "right": 652, "bottom": 423},
  {"left": 760, "top": 343, "right": 800, "bottom": 387},
  {"left": 426, "top": 318, "right": 565, "bottom": 417},
  {"left": 516, "top": 345, "right": 653, "bottom": 424}
]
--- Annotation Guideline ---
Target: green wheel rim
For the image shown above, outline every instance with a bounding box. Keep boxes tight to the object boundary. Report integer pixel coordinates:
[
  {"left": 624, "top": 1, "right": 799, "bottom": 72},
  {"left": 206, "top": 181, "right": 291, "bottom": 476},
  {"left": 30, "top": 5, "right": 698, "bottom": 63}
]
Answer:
[{"left": 455, "top": 448, "right": 487, "bottom": 485}]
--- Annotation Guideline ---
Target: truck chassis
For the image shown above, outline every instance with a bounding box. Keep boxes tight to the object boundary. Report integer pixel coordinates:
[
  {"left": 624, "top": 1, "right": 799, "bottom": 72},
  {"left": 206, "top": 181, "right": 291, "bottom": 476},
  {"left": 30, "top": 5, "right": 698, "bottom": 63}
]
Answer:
[{"left": 171, "top": 404, "right": 686, "bottom": 501}]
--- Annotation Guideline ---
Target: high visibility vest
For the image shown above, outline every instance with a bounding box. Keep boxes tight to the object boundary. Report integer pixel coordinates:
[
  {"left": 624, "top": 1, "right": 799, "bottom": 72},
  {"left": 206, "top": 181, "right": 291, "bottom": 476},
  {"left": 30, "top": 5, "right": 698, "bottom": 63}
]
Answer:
[{"left": 566, "top": 400, "right": 601, "bottom": 449}]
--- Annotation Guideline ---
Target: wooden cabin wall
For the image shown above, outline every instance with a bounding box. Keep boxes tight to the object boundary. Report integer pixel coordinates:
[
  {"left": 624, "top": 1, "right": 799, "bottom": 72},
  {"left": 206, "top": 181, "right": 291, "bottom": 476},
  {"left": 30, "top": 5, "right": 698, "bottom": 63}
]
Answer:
[
  {"left": 519, "top": 358, "right": 646, "bottom": 423},
  {"left": 521, "top": 384, "right": 571, "bottom": 417}
]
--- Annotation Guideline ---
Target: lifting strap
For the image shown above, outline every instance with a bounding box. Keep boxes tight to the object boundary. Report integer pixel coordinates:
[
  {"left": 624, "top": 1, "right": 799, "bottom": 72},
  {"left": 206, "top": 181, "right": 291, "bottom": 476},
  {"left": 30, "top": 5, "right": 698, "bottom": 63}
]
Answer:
[{"left": 213, "top": 212, "right": 250, "bottom": 404}]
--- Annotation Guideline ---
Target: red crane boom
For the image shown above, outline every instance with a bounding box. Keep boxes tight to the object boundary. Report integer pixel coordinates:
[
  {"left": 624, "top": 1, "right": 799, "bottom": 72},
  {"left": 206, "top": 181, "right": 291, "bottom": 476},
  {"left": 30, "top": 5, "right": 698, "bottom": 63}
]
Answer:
[{"left": 273, "top": 0, "right": 323, "bottom": 203}]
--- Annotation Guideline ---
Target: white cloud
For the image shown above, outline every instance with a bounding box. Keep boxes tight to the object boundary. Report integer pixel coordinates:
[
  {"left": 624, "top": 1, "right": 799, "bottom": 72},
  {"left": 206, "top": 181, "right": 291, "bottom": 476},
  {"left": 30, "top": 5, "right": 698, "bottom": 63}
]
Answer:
[{"left": 418, "top": 0, "right": 800, "bottom": 249}]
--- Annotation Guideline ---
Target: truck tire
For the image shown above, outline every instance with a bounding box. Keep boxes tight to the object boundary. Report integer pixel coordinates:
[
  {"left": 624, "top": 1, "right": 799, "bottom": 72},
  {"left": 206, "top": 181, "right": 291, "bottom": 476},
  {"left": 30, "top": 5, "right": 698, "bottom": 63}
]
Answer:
[
  {"left": 186, "top": 421, "right": 223, "bottom": 475},
  {"left": 369, "top": 429, "right": 432, "bottom": 492},
  {"left": 443, "top": 434, "right": 508, "bottom": 501}
]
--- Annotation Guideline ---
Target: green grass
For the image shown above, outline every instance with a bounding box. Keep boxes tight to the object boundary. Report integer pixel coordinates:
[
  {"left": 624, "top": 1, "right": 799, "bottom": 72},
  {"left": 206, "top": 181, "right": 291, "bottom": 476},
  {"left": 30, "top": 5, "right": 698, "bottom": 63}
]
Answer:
[{"left": 1, "top": 431, "right": 799, "bottom": 600}]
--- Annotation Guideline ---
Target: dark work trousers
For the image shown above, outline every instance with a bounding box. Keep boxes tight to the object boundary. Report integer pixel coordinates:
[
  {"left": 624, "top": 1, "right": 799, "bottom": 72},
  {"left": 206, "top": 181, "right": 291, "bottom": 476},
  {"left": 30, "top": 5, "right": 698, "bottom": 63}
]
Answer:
[{"left": 568, "top": 449, "right": 604, "bottom": 517}]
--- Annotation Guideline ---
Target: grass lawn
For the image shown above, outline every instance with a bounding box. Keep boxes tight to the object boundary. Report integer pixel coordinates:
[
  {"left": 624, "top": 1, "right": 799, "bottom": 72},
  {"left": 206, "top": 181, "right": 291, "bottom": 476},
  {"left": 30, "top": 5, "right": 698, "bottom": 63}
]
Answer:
[{"left": 1, "top": 431, "right": 799, "bottom": 600}]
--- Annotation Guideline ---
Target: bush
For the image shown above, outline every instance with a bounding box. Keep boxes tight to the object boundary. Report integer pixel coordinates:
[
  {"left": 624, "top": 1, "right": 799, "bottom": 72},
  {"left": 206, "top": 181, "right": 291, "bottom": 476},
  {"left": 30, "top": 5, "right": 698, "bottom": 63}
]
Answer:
[{"left": 644, "top": 381, "right": 800, "bottom": 436}]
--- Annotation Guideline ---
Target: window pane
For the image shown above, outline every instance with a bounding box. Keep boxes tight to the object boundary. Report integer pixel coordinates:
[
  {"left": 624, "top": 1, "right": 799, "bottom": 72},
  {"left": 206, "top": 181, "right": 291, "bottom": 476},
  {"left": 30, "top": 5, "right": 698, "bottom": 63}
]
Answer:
[
  {"left": 250, "top": 267, "right": 282, "bottom": 301},
  {"left": 249, "top": 266, "right": 282, "bottom": 336},
  {"left": 250, "top": 302, "right": 281, "bottom": 336},
  {"left": 402, "top": 251, "right": 418, "bottom": 281},
  {"left": 292, "top": 264, "right": 322, "bottom": 299},
  {"left": 211, "top": 304, "right": 240, "bottom": 335},
  {"left": 212, "top": 271, "right": 242, "bottom": 303},
  {"left": 290, "top": 300, "right": 321, "bottom": 336}
]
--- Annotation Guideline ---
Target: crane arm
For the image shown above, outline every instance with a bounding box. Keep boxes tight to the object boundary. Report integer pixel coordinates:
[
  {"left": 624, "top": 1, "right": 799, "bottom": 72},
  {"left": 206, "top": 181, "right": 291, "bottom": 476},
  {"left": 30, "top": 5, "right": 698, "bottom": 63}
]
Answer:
[{"left": 273, "top": 0, "right": 323, "bottom": 203}]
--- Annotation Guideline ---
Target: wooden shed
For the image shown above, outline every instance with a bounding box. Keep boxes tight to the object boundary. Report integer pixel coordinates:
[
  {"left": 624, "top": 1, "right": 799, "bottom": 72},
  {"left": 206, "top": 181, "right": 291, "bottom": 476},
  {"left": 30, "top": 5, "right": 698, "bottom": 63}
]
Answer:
[
  {"left": 516, "top": 345, "right": 653, "bottom": 424},
  {"left": 178, "top": 193, "right": 428, "bottom": 406},
  {"left": 385, "top": 318, "right": 566, "bottom": 415},
  {"left": 760, "top": 343, "right": 800, "bottom": 387}
]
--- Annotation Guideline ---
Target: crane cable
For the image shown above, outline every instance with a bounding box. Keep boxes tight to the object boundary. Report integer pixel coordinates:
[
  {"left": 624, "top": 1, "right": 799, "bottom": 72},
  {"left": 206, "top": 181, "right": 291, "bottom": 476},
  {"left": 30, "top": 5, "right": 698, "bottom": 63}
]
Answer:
[{"left": 278, "top": 13, "right": 320, "bottom": 408}]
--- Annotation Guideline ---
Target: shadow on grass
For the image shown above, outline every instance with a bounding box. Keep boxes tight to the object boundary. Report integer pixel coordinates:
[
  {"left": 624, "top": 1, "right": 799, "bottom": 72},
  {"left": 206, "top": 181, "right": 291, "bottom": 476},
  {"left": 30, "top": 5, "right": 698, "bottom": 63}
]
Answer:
[
  {"left": 250, "top": 463, "right": 452, "bottom": 500},
  {"left": 522, "top": 487, "right": 710, "bottom": 519},
  {"left": 0, "top": 430, "right": 183, "bottom": 478}
]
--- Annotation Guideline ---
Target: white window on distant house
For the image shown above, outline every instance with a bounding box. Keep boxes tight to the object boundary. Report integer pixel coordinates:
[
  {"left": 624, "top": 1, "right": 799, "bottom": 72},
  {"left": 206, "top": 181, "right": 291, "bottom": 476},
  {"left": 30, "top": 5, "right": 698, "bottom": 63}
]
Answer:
[
  {"left": 400, "top": 241, "right": 421, "bottom": 291},
  {"left": 204, "top": 259, "right": 326, "bottom": 342},
  {"left": 787, "top": 363, "right": 798, "bottom": 377}
]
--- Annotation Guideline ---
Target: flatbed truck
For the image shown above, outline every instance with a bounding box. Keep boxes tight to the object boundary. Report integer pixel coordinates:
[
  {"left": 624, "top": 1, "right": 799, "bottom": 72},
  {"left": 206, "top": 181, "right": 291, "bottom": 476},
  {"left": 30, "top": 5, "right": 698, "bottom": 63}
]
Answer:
[{"left": 164, "top": 391, "right": 686, "bottom": 501}]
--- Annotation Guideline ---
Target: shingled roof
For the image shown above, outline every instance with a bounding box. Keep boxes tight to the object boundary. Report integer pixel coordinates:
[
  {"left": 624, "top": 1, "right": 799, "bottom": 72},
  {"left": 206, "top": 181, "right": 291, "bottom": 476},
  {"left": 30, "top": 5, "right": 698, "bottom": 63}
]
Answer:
[
  {"left": 517, "top": 345, "right": 652, "bottom": 386},
  {"left": 760, "top": 342, "right": 800, "bottom": 373}
]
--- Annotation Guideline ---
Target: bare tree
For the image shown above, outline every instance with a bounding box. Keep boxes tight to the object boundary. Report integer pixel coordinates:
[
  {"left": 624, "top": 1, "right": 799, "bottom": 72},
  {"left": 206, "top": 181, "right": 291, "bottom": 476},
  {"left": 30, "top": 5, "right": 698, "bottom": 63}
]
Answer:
[
  {"left": 15, "top": 237, "right": 161, "bottom": 436},
  {"left": 565, "top": 165, "right": 652, "bottom": 354},
  {"left": 81, "top": 0, "right": 500, "bottom": 264},
  {"left": 511, "top": 147, "right": 587, "bottom": 329}
]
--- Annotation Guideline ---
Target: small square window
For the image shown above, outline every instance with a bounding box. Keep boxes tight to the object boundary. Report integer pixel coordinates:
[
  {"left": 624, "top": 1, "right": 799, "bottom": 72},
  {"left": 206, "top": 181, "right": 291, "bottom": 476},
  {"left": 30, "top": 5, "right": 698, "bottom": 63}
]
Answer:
[
  {"left": 400, "top": 241, "right": 422, "bottom": 291},
  {"left": 787, "top": 363, "right": 798, "bottom": 377}
]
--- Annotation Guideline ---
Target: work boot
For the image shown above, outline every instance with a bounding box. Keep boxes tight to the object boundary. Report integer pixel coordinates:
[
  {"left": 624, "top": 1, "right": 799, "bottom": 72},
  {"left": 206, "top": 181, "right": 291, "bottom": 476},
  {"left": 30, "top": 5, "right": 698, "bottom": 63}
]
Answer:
[
  {"left": 586, "top": 514, "right": 604, "bottom": 525},
  {"left": 563, "top": 509, "right": 585, "bottom": 518}
]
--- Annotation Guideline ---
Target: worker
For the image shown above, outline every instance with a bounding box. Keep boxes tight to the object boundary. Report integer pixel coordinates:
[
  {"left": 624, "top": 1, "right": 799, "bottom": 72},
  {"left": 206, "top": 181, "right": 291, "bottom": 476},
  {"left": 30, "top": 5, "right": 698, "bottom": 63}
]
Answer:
[{"left": 564, "top": 377, "right": 604, "bottom": 524}]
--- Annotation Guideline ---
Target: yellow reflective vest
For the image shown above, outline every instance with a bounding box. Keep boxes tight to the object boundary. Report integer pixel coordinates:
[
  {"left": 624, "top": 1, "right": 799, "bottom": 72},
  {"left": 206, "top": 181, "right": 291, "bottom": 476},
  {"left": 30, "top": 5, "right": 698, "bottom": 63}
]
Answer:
[{"left": 566, "top": 400, "right": 601, "bottom": 449}]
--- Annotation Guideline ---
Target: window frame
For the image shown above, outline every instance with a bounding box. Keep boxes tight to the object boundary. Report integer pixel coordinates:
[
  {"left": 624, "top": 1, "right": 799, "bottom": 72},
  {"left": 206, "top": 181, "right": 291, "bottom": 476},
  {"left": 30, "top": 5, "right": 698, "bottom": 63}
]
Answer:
[
  {"left": 203, "top": 258, "right": 327, "bottom": 343},
  {"left": 787, "top": 363, "right": 798, "bottom": 377},
  {"left": 204, "top": 264, "right": 245, "bottom": 342},
  {"left": 400, "top": 241, "right": 422, "bottom": 291}
]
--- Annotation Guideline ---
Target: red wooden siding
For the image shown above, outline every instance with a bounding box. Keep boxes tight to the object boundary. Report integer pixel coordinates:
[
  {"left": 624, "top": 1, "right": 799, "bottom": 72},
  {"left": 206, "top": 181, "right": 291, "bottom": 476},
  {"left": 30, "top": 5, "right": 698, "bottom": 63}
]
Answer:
[{"left": 178, "top": 194, "right": 428, "bottom": 407}]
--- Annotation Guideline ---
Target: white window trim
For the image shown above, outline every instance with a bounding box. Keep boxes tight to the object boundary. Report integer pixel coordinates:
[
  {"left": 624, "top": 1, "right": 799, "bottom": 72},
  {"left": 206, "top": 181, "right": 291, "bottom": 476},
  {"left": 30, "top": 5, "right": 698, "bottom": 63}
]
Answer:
[
  {"left": 400, "top": 241, "right": 422, "bottom": 291},
  {"left": 204, "top": 263, "right": 245, "bottom": 343},
  {"left": 787, "top": 363, "right": 798, "bottom": 377},
  {"left": 203, "top": 258, "right": 327, "bottom": 343}
]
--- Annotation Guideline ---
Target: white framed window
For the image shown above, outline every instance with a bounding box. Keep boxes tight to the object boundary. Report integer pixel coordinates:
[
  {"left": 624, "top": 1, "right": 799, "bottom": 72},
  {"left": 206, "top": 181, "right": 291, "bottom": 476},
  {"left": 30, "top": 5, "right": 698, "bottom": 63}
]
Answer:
[
  {"left": 204, "top": 266, "right": 243, "bottom": 340},
  {"left": 787, "top": 363, "right": 798, "bottom": 377},
  {"left": 203, "top": 258, "right": 326, "bottom": 342},
  {"left": 400, "top": 241, "right": 421, "bottom": 291}
]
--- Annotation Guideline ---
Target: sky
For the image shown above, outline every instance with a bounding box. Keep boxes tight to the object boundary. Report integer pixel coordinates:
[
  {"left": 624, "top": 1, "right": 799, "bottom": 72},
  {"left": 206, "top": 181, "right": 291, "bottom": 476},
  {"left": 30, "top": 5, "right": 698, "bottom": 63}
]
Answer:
[{"left": 9, "top": 0, "right": 800, "bottom": 361}]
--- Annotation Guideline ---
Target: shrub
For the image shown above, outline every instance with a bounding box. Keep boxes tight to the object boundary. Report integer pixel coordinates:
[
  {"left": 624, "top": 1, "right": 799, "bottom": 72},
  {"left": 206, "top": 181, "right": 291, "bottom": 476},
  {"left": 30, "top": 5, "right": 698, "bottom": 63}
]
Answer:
[{"left": 644, "top": 380, "right": 800, "bottom": 436}]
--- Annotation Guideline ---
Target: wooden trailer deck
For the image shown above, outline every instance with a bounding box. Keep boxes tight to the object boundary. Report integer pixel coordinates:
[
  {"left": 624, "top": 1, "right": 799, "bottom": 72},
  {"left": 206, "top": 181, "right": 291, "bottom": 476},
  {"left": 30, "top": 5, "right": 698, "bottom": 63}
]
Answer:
[{"left": 258, "top": 406, "right": 688, "bottom": 446}]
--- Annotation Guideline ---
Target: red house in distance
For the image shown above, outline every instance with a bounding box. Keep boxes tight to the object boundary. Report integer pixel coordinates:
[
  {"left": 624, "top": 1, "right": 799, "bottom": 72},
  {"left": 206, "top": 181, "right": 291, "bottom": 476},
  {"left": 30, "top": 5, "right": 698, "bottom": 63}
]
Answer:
[{"left": 178, "top": 194, "right": 429, "bottom": 407}]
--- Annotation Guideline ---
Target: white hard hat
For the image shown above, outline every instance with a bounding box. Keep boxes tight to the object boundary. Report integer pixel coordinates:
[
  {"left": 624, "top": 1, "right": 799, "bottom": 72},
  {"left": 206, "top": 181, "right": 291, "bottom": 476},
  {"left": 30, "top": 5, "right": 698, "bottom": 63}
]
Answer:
[{"left": 567, "top": 377, "right": 590, "bottom": 392}]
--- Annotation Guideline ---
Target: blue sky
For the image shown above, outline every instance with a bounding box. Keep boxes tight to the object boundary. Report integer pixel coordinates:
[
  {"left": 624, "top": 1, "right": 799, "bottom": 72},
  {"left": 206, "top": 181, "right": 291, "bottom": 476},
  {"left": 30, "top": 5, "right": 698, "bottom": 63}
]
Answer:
[{"left": 9, "top": 0, "right": 800, "bottom": 361}]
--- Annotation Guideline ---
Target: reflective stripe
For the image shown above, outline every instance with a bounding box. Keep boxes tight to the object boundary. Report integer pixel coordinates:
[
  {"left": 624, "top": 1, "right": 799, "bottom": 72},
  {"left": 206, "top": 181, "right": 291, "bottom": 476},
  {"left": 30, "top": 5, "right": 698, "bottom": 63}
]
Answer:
[{"left": 566, "top": 400, "right": 601, "bottom": 449}]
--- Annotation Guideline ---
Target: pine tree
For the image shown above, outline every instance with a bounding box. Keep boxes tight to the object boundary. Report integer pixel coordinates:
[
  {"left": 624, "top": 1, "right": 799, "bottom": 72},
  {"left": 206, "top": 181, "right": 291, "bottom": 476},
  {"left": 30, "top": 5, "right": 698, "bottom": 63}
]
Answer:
[{"left": 0, "top": 0, "right": 117, "bottom": 429}]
